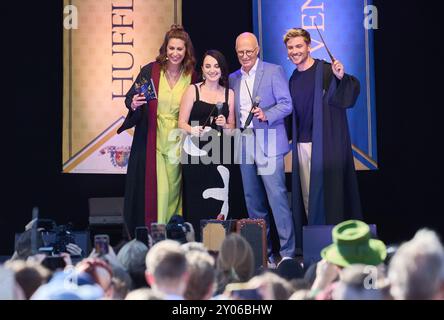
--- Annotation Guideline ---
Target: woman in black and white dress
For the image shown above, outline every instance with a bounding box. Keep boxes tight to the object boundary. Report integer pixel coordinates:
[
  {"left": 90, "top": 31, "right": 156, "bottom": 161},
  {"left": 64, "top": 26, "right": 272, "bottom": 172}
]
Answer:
[{"left": 178, "top": 50, "right": 247, "bottom": 240}]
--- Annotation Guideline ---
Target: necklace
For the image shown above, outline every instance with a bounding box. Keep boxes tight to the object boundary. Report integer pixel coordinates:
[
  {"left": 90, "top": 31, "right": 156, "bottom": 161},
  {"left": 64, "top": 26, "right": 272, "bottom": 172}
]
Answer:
[
  {"left": 165, "top": 67, "right": 183, "bottom": 89},
  {"left": 166, "top": 66, "right": 183, "bottom": 80}
]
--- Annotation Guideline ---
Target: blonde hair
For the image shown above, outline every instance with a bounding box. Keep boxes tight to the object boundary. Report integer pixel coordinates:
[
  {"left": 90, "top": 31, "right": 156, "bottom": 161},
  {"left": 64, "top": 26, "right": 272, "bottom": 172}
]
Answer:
[
  {"left": 145, "top": 240, "right": 188, "bottom": 285},
  {"left": 184, "top": 251, "right": 215, "bottom": 300},
  {"left": 215, "top": 234, "right": 255, "bottom": 294},
  {"left": 283, "top": 28, "right": 311, "bottom": 45}
]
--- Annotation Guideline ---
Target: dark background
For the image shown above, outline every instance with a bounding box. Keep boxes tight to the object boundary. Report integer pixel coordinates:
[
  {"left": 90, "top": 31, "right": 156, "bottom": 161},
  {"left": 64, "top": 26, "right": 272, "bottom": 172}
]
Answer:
[{"left": 1, "top": 0, "right": 442, "bottom": 255}]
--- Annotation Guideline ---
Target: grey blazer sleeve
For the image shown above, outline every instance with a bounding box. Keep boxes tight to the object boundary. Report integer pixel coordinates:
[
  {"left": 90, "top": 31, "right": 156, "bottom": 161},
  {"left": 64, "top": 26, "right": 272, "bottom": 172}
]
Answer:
[{"left": 264, "top": 65, "right": 293, "bottom": 126}]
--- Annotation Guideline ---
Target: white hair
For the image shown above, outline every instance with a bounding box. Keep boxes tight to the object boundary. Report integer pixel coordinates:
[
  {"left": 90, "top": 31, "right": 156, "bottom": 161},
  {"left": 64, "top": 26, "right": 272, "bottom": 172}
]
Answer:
[
  {"left": 117, "top": 239, "right": 148, "bottom": 272},
  {"left": 181, "top": 241, "right": 207, "bottom": 253},
  {"left": 388, "top": 229, "right": 444, "bottom": 300}
]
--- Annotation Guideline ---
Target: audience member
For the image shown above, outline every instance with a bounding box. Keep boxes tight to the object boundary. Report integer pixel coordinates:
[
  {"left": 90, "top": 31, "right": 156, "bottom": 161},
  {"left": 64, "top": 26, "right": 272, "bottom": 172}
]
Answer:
[
  {"left": 389, "top": 229, "right": 444, "bottom": 300},
  {"left": 145, "top": 240, "right": 189, "bottom": 299},
  {"left": 215, "top": 234, "right": 255, "bottom": 295}
]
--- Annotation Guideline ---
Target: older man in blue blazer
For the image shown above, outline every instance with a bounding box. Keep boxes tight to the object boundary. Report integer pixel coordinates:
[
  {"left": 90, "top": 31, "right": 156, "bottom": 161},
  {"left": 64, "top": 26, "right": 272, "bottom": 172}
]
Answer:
[{"left": 229, "top": 32, "right": 296, "bottom": 263}]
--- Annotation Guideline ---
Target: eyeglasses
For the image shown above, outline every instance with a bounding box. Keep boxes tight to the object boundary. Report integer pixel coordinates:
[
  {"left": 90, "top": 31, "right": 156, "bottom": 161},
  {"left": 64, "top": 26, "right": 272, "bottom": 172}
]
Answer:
[{"left": 237, "top": 47, "right": 258, "bottom": 57}]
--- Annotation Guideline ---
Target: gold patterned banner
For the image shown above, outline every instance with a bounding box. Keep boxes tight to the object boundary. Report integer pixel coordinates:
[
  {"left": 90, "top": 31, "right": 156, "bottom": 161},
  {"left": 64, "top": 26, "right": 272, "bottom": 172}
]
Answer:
[{"left": 63, "top": 0, "right": 181, "bottom": 173}]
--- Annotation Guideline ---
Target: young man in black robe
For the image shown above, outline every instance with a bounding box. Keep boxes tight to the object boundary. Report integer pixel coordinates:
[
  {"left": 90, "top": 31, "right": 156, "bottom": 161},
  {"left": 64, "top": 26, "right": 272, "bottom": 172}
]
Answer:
[{"left": 284, "top": 28, "right": 363, "bottom": 252}]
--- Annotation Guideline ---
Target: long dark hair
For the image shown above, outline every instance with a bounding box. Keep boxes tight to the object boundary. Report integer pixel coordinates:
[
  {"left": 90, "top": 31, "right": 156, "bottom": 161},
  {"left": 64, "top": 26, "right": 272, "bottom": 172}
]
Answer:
[
  {"left": 201, "top": 50, "right": 229, "bottom": 88},
  {"left": 156, "top": 25, "right": 196, "bottom": 75}
]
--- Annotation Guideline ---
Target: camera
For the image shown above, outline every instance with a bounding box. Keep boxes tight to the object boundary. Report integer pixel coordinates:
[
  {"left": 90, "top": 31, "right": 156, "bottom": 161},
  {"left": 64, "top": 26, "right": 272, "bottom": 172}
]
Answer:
[
  {"left": 165, "top": 214, "right": 192, "bottom": 244},
  {"left": 52, "top": 224, "right": 76, "bottom": 254},
  {"left": 38, "top": 220, "right": 77, "bottom": 255}
]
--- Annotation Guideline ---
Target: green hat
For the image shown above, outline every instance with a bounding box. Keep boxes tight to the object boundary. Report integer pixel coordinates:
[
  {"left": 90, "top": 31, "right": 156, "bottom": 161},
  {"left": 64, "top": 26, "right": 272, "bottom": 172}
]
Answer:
[{"left": 321, "top": 220, "right": 387, "bottom": 267}]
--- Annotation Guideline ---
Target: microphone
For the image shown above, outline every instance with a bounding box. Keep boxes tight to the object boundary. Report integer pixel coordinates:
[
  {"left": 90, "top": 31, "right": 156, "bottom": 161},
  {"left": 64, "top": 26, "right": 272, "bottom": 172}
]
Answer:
[
  {"left": 215, "top": 101, "right": 224, "bottom": 136},
  {"left": 244, "top": 96, "right": 261, "bottom": 130}
]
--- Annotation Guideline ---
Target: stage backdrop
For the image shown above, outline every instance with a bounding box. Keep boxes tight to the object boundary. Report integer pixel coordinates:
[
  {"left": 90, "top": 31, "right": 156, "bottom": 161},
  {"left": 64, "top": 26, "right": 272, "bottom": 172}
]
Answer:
[
  {"left": 253, "top": 0, "right": 378, "bottom": 170},
  {"left": 63, "top": 0, "right": 181, "bottom": 173}
]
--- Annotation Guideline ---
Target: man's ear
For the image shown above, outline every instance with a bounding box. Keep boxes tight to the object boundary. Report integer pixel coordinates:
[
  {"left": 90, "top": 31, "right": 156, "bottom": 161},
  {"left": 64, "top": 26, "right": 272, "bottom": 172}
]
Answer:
[
  {"left": 182, "top": 271, "right": 190, "bottom": 286},
  {"left": 145, "top": 271, "right": 155, "bottom": 287}
]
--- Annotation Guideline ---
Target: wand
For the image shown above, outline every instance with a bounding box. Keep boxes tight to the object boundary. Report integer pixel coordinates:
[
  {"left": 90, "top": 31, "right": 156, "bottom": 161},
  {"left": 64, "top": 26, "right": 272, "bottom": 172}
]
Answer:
[{"left": 315, "top": 23, "right": 336, "bottom": 63}]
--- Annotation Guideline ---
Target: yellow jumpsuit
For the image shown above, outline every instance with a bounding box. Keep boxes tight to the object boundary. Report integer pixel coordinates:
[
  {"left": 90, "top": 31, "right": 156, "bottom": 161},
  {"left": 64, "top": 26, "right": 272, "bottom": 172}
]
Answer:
[{"left": 156, "top": 70, "right": 191, "bottom": 223}]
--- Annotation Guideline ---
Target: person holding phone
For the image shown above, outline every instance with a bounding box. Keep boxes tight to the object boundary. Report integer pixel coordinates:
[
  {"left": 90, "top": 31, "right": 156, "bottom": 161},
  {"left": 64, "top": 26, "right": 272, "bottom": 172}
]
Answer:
[{"left": 117, "top": 25, "right": 198, "bottom": 239}]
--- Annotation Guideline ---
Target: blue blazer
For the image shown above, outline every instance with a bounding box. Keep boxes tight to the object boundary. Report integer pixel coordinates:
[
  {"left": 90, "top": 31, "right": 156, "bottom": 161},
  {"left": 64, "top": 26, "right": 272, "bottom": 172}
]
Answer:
[{"left": 229, "top": 60, "right": 292, "bottom": 157}]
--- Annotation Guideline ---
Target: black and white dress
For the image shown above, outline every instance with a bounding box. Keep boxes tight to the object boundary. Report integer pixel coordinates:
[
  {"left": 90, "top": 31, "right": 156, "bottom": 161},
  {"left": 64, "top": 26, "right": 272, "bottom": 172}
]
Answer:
[{"left": 182, "top": 85, "right": 247, "bottom": 241}]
